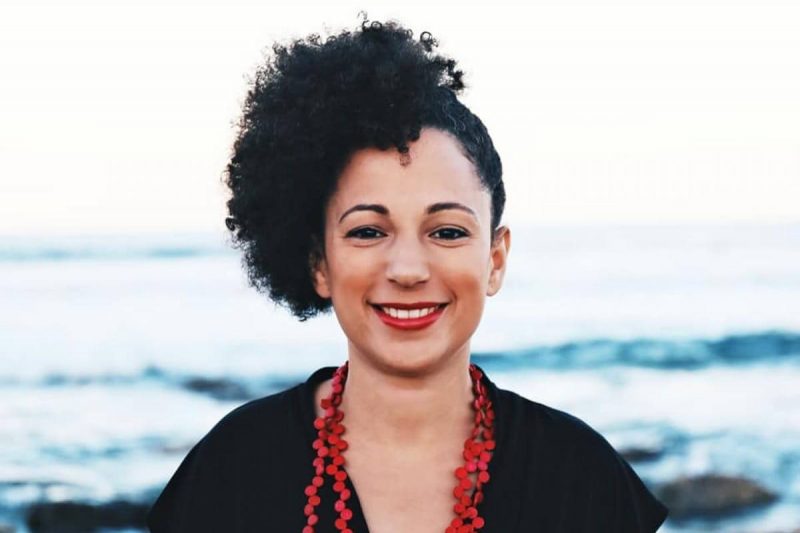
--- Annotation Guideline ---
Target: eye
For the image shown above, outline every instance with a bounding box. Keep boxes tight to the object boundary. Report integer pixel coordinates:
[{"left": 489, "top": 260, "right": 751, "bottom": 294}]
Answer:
[
  {"left": 345, "top": 227, "right": 385, "bottom": 240},
  {"left": 431, "top": 227, "right": 469, "bottom": 240}
]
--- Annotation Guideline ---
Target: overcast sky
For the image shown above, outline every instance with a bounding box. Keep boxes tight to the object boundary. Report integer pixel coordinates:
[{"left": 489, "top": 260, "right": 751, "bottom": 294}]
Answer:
[{"left": 1, "top": 0, "right": 798, "bottom": 236}]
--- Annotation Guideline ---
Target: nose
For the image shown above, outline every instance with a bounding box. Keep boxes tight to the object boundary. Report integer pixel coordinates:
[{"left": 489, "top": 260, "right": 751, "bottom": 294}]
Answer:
[{"left": 384, "top": 233, "right": 431, "bottom": 287}]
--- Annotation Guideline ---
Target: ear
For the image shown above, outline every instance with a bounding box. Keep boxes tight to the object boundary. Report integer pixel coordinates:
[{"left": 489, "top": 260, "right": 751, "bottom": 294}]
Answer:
[
  {"left": 309, "top": 241, "right": 332, "bottom": 299},
  {"left": 487, "top": 225, "right": 511, "bottom": 297}
]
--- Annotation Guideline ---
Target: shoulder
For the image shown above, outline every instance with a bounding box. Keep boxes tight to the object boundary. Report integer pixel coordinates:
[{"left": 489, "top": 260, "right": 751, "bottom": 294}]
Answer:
[
  {"left": 494, "top": 387, "right": 669, "bottom": 531},
  {"left": 196, "top": 384, "right": 299, "bottom": 450},
  {"left": 146, "top": 383, "right": 305, "bottom": 532},
  {"left": 495, "top": 385, "right": 615, "bottom": 458}
]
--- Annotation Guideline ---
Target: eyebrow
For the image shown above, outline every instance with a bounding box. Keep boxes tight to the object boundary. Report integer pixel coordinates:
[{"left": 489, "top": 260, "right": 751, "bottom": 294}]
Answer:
[{"left": 338, "top": 202, "right": 478, "bottom": 224}]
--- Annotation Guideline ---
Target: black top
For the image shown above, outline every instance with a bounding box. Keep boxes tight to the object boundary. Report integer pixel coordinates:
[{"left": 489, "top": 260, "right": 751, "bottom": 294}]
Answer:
[{"left": 147, "top": 365, "right": 669, "bottom": 532}]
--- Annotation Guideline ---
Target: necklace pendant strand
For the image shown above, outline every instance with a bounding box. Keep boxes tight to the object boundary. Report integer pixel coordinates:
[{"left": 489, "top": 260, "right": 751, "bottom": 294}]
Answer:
[{"left": 302, "top": 362, "right": 495, "bottom": 533}]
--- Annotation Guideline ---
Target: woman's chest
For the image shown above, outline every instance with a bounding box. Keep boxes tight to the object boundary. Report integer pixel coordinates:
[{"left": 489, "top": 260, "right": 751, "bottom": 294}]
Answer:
[{"left": 344, "top": 450, "right": 466, "bottom": 533}]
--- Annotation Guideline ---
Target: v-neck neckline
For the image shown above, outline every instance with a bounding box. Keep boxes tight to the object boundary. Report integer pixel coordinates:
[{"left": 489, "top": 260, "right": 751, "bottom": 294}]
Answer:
[{"left": 295, "top": 363, "right": 505, "bottom": 533}]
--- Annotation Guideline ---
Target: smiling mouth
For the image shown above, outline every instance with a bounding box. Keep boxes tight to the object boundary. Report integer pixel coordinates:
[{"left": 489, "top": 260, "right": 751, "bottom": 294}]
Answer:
[{"left": 369, "top": 302, "right": 449, "bottom": 329}]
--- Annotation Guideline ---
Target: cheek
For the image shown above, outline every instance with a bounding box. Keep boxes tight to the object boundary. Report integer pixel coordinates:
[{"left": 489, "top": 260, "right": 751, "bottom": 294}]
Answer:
[
  {"left": 442, "top": 257, "right": 489, "bottom": 299},
  {"left": 329, "top": 253, "right": 380, "bottom": 299}
]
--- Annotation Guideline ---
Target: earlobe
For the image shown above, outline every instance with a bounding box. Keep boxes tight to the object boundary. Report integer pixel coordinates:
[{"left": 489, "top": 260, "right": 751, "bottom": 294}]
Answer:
[
  {"left": 486, "top": 226, "right": 511, "bottom": 297},
  {"left": 309, "top": 243, "right": 332, "bottom": 299},
  {"left": 312, "top": 262, "right": 331, "bottom": 299}
]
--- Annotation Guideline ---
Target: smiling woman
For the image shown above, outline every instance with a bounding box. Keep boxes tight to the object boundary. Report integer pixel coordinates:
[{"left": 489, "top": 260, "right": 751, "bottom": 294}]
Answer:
[
  {"left": 147, "top": 14, "right": 669, "bottom": 533},
  {"left": 311, "top": 127, "right": 506, "bottom": 378}
]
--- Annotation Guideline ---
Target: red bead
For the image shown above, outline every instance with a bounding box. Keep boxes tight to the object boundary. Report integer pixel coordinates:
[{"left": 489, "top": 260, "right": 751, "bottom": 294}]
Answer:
[
  {"left": 312, "top": 475, "right": 324, "bottom": 487},
  {"left": 340, "top": 508, "right": 353, "bottom": 520},
  {"left": 333, "top": 481, "right": 345, "bottom": 492},
  {"left": 304, "top": 485, "right": 317, "bottom": 496},
  {"left": 478, "top": 471, "right": 490, "bottom": 483},
  {"left": 309, "top": 495, "right": 320, "bottom": 505},
  {"left": 334, "top": 499, "right": 346, "bottom": 511},
  {"left": 335, "top": 470, "right": 347, "bottom": 481},
  {"left": 340, "top": 488, "right": 351, "bottom": 500},
  {"left": 455, "top": 466, "right": 468, "bottom": 479},
  {"left": 326, "top": 464, "right": 338, "bottom": 475},
  {"left": 473, "top": 516, "right": 485, "bottom": 528},
  {"left": 313, "top": 417, "right": 325, "bottom": 430},
  {"left": 304, "top": 504, "right": 314, "bottom": 516},
  {"left": 307, "top": 513, "right": 318, "bottom": 525},
  {"left": 303, "top": 527, "right": 313, "bottom": 533},
  {"left": 335, "top": 518, "right": 347, "bottom": 530}
]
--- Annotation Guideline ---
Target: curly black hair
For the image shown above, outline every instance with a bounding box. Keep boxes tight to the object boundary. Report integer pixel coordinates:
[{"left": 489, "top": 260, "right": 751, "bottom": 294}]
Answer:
[{"left": 223, "top": 15, "right": 506, "bottom": 322}]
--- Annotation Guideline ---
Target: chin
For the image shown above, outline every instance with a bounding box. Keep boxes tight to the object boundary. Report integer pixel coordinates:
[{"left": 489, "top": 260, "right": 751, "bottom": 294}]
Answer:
[{"left": 369, "top": 347, "right": 454, "bottom": 376}]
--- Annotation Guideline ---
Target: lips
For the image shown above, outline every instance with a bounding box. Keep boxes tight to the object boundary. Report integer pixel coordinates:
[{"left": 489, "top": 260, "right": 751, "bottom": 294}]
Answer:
[{"left": 370, "top": 302, "right": 448, "bottom": 330}]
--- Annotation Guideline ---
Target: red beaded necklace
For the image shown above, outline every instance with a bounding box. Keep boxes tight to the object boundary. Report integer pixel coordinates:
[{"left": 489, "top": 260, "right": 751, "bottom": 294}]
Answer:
[{"left": 302, "top": 361, "right": 496, "bottom": 533}]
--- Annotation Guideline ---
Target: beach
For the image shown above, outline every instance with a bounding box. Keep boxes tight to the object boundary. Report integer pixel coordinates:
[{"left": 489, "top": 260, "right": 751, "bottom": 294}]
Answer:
[{"left": 2, "top": 222, "right": 799, "bottom": 532}]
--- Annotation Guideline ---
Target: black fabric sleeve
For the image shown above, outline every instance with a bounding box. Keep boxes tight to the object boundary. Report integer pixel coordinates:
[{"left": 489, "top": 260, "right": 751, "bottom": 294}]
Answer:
[
  {"left": 146, "top": 428, "right": 236, "bottom": 532},
  {"left": 577, "top": 434, "right": 669, "bottom": 532},
  {"left": 610, "top": 451, "right": 669, "bottom": 532}
]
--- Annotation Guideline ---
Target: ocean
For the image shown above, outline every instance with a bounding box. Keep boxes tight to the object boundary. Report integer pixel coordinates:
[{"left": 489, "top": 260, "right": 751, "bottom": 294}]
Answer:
[{"left": 1, "top": 222, "right": 799, "bottom": 532}]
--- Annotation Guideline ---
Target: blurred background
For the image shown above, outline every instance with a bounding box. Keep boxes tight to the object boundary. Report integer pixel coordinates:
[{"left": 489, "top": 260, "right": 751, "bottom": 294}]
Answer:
[{"left": 1, "top": 0, "right": 799, "bottom": 531}]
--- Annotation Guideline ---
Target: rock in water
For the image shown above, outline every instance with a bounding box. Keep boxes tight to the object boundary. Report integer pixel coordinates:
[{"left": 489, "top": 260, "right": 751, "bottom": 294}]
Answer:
[{"left": 656, "top": 473, "right": 778, "bottom": 518}]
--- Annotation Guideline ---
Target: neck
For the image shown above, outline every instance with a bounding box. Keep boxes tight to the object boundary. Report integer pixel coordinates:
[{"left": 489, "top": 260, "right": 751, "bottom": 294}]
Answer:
[{"left": 338, "top": 348, "right": 475, "bottom": 450}]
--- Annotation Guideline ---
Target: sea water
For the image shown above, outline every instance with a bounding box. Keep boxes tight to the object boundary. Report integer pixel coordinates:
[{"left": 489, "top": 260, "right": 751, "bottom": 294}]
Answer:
[{"left": 1, "top": 222, "right": 799, "bottom": 532}]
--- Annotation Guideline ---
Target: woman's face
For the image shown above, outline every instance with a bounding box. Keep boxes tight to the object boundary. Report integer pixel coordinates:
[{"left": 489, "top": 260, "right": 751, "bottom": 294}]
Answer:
[{"left": 312, "top": 127, "right": 511, "bottom": 376}]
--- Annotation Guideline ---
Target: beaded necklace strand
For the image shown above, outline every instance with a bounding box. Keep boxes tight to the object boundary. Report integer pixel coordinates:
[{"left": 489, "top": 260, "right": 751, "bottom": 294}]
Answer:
[{"left": 302, "top": 362, "right": 496, "bottom": 532}]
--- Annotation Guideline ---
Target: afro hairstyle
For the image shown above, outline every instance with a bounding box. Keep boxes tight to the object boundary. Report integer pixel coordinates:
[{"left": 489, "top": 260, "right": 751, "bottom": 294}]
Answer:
[{"left": 223, "top": 15, "right": 506, "bottom": 322}]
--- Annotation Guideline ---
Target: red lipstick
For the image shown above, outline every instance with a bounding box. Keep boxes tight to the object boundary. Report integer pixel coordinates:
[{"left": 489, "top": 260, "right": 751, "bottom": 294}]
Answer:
[{"left": 371, "top": 303, "right": 448, "bottom": 330}]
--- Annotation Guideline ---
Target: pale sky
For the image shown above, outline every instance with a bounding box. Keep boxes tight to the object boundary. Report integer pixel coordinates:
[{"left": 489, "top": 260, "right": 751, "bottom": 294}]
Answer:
[{"left": 1, "top": 0, "right": 798, "bottom": 236}]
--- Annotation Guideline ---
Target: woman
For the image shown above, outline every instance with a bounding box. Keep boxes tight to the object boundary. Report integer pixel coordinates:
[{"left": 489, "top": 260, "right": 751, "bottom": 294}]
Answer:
[{"left": 147, "top": 17, "right": 669, "bottom": 533}]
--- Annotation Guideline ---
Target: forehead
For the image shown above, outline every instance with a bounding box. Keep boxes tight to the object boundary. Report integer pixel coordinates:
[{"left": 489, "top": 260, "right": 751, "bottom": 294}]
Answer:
[{"left": 330, "top": 128, "right": 486, "bottom": 214}]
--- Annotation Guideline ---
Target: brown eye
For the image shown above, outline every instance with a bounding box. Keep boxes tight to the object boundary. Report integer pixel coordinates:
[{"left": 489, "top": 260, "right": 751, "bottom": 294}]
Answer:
[
  {"left": 346, "top": 227, "right": 385, "bottom": 240},
  {"left": 432, "top": 227, "right": 468, "bottom": 240}
]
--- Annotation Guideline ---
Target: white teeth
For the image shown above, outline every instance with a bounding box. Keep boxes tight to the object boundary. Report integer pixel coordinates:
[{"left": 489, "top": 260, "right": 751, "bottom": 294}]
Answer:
[{"left": 380, "top": 306, "right": 438, "bottom": 319}]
